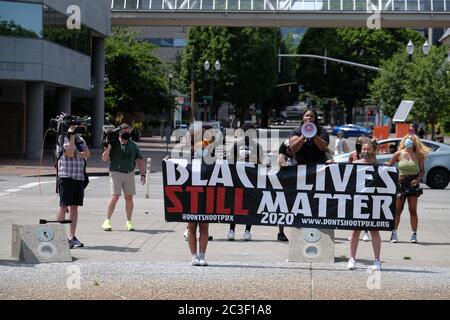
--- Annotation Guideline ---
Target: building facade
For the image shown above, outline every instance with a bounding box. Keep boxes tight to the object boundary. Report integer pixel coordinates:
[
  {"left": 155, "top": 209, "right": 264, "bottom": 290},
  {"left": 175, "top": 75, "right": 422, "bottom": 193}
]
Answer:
[{"left": 0, "top": 0, "right": 110, "bottom": 159}]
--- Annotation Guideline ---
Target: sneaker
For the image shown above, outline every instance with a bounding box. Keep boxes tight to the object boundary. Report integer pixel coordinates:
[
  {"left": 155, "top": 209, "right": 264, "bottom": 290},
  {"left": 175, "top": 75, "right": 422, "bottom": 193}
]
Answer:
[
  {"left": 102, "top": 219, "right": 112, "bottom": 231},
  {"left": 199, "top": 258, "right": 208, "bottom": 266},
  {"left": 373, "top": 259, "right": 381, "bottom": 271},
  {"left": 208, "top": 235, "right": 213, "bottom": 241},
  {"left": 390, "top": 231, "right": 398, "bottom": 243},
  {"left": 68, "top": 237, "right": 84, "bottom": 248},
  {"left": 227, "top": 230, "right": 235, "bottom": 241},
  {"left": 183, "top": 229, "right": 188, "bottom": 241},
  {"left": 126, "top": 221, "right": 135, "bottom": 231},
  {"left": 243, "top": 230, "right": 252, "bottom": 241},
  {"left": 191, "top": 255, "right": 201, "bottom": 266},
  {"left": 277, "top": 232, "right": 289, "bottom": 242},
  {"left": 362, "top": 231, "right": 370, "bottom": 242},
  {"left": 410, "top": 233, "right": 418, "bottom": 243},
  {"left": 347, "top": 258, "right": 356, "bottom": 270}
]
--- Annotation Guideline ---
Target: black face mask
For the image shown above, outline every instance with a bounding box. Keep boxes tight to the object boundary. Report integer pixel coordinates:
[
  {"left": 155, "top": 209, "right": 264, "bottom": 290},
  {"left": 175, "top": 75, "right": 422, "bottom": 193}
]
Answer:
[
  {"left": 120, "top": 132, "right": 131, "bottom": 141},
  {"left": 355, "top": 143, "right": 362, "bottom": 153}
]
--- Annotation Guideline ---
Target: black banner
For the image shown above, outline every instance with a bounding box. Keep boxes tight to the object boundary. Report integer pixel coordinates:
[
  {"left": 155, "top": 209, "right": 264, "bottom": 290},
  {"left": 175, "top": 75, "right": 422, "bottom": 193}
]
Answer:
[{"left": 163, "top": 160, "right": 398, "bottom": 231}]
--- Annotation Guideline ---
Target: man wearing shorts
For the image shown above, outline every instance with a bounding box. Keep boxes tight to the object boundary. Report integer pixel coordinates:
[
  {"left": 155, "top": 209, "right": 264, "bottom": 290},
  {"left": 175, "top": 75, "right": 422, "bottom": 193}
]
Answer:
[
  {"left": 101, "top": 123, "right": 146, "bottom": 231},
  {"left": 56, "top": 125, "right": 90, "bottom": 248}
]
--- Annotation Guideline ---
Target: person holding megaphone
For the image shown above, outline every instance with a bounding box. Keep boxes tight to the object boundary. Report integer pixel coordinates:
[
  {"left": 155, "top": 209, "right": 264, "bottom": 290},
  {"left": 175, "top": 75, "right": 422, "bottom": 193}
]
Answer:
[{"left": 289, "top": 109, "right": 330, "bottom": 165}]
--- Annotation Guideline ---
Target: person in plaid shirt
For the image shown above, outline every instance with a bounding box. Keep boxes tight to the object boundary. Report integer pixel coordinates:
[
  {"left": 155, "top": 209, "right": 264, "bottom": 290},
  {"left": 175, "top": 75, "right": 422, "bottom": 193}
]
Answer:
[{"left": 56, "top": 125, "right": 90, "bottom": 249}]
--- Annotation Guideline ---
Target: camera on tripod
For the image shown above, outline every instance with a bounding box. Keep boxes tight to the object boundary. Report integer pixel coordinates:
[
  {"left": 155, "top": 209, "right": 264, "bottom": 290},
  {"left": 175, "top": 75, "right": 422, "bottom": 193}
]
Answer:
[{"left": 49, "top": 113, "right": 88, "bottom": 136}]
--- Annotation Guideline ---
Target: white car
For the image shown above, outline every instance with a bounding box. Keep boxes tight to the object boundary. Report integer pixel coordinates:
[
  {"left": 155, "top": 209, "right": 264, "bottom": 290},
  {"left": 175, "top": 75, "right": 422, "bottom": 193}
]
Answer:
[{"left": 333, "top": 138, "right": 450, "bottom": 189}]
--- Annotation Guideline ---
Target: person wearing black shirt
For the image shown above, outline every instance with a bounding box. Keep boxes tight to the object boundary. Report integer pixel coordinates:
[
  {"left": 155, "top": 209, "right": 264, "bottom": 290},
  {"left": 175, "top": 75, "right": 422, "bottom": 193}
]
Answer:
[{"left": 289, "top": 109, "right": 330, "bottom": 164}]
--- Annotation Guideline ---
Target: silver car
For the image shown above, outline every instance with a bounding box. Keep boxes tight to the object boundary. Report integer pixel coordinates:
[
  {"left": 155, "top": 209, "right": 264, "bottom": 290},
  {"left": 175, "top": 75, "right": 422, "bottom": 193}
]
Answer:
[{"left": 333, "top": 138, "right": 450, "bottom": 189}]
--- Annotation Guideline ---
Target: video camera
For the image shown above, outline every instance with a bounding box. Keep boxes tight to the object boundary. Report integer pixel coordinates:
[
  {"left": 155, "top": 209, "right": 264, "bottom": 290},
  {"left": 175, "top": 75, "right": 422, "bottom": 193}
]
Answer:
[
  {"left": 101, "top": 125, "right": 121, "bottom": 147},
  {"left": 49, "top": 113, "right": 88, "bottom": 135}
]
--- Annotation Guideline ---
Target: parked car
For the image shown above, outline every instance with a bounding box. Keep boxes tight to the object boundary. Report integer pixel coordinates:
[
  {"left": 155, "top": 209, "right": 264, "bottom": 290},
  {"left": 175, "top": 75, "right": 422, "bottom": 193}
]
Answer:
[
  {"left": 332, "top": 124, "right": 372, "bottom": 137},
  {"left": 269, "top": 117, "right": 286, "bottom": 126},
  {"left": 333, "top": 138, "right": 450, "bottom": 189}
]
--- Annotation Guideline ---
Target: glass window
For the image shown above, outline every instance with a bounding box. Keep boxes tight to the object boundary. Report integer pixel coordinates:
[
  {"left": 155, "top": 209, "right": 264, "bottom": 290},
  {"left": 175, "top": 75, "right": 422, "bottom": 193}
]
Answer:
[
  {"left": 0, "top": 0, "right": 43, "bottom": 38},
  {"left": 43, "top": 6, "right": 92, "bottom": 56}
]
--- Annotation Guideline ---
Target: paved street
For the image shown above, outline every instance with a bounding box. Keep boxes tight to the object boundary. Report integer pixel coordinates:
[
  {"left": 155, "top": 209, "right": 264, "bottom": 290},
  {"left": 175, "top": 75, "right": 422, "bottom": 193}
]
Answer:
[{"left": 1, "top": 130, "right": 450, "bottom": 299}]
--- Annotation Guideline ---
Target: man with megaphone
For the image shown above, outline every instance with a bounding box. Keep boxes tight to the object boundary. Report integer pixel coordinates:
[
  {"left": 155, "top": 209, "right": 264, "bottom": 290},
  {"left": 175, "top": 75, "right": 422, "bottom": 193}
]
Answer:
[{"left": 289, "top": 109, "right": 330, "bottom": 164}]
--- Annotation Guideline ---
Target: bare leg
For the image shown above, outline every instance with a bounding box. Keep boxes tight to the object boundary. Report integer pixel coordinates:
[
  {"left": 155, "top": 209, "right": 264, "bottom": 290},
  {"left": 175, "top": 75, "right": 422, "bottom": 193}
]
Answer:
[
  {"left": 394, "top": 196, "right": 406, "bottom": 230},
  {"left": 106, "top": 195, "right": 120, "bottom": 220},
  {"left": 124, "top": 194, "right": 134, "bottom": 221},
  {"left": 350, "top": 230, "right": 361, "bottom": 259},
  {"left": 56, "top": 206, "right": 67, "bottom": 222},
  {"left": 370, "top": 230, "right": 381, "bottom": 261},
  {"left": 198, "top": 223, "right": 209, "bottom": 254},
  {"left": 407, "top": 196, "right": 419, "bottom": 232},
  {"left": 188, "top": 223, "right": 198, "bottom": 256},
  {"left": 68, "top": 206, "right": 78, "bottom": 239}
]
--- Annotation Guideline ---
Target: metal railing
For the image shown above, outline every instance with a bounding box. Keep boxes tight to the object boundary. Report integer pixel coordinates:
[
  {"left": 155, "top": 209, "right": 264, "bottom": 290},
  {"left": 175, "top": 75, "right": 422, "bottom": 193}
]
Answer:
[{"left": 111, "top": 0, "right": 449, "bottom": 11}]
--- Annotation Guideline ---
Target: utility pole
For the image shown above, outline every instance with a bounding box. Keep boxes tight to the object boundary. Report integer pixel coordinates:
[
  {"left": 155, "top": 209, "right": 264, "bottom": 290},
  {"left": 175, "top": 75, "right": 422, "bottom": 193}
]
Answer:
[{"left": 190, "top": 64, "right": 195, "bottom": 123}]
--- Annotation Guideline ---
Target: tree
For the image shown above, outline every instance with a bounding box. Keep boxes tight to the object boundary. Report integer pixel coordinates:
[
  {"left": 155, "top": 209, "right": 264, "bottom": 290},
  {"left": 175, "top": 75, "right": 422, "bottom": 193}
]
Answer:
[
  {"left": 297, "top": 28, "right": 424, "bottom": 123},
  {"left": 105, "top": 27, "right": 172, "bottom": 119},
  {"left": 181, "top": 27, "right": 279, "bottom": 123},
  {"left": 405, "top": 46, "right": 450, "bottom": 139},
  {"left": 369, "top": 51, "right": 410, "bottom": 117}
]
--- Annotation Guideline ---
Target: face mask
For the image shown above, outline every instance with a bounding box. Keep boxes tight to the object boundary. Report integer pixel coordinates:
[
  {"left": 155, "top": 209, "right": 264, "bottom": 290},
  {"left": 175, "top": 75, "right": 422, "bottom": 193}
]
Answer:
[
  {"left": 405, "top": 138, "right": 414, "bottom": 149},
  {"left": 120, "top": 132, "right": 131, "bottom": 141},
  {"left": 355, "top": 143, "right": 362, "bottom": 153}
]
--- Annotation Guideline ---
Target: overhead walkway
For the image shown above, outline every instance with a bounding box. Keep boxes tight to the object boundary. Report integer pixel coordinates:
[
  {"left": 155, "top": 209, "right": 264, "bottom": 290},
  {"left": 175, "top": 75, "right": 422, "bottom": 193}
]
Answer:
[{"left": 111, "top": 0, "right": 450, "bottom": 27}]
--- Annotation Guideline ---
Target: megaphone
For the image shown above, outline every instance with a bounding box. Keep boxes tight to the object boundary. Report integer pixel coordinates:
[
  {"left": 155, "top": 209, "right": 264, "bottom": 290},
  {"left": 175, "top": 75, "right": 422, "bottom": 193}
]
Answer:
[{"left": 301, "top": 122, "right": 317, "bottom": 139}]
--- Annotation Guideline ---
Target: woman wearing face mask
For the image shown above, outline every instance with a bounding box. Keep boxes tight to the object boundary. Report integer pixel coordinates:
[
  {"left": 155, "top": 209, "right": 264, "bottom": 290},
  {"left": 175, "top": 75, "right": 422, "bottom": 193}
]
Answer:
[
  {"left": 347, "top": 140, "right": 382, "bottom": 270},
  {"left": 384, "top": 135, "right": 430, "bottom": 243}
]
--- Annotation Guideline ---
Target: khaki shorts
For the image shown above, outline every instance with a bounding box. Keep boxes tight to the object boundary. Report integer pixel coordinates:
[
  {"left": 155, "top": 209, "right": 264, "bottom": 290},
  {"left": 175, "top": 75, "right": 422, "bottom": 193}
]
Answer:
[{"left": 110, "top": 171, "right": 136, "bottom": 195}]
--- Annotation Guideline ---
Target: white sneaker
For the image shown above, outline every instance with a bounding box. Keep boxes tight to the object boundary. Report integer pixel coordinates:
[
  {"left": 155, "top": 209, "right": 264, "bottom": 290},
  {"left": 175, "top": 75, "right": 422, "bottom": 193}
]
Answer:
[
  {"left": 199, "top": 258, "right": 208, "bottom": 266},
  {"left": 390, "top": 231, "right": 398, "bottom": 243},
  {"left": 410, "top": 233, "right": 418, "bottom": 243},
  {"left": 243, "top": 230, "right": 252, "bottom": 241},
  {"left": 191, "top": 255, "right": 201, "bottom": 266},
  {"left": 362, "top": 231, "right": 370, "bottom": 242},
  {"left": 347, "top": 258, "right": 356, "bottom": 270},
  {"left": 227, "top": 230, "right": 235, "bottom": 241},
  {"left": 373, "top": 260, "right": 381, "bottom": 271},
  {"left": 183, "top": 229, "right": 189, "bottom": 241}
]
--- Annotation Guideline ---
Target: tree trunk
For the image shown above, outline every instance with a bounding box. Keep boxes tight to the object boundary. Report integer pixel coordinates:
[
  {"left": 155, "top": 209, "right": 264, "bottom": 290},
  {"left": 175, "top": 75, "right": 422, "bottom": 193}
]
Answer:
[
  {"left": 431, "top": 122, "right": 435, "bottom": 141},
  {"left": 345, "top": 101, "right": 354, "bottom": 124}
]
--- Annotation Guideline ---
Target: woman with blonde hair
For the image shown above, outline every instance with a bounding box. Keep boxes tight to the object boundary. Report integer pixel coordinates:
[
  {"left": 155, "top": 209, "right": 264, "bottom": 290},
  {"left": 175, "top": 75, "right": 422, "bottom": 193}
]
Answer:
[{"left": 384, "top": 134, "right": 430, "bottom": 243}]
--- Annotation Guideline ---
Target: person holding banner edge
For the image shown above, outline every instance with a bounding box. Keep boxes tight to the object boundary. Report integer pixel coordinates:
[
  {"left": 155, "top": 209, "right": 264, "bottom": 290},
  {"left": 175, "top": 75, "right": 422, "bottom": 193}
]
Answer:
[{"left": 347, "top": 139, "right": 382, "bottom": 271}]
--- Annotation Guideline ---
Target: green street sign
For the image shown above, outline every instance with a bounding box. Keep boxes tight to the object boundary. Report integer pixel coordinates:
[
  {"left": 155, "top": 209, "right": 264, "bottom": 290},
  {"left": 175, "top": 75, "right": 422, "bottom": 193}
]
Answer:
[{"left": 202, "top": 95, "right": 212, "bottom": 100}]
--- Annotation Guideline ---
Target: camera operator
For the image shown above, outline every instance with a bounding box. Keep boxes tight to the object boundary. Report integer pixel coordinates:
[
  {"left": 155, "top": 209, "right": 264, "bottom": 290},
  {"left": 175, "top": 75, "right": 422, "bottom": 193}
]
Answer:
[
  {"left": 56, "top": 124, "right": 90, "bottom": 249},
  {"left": 101, "top": 123, "right": 146, "bottom": 232}
]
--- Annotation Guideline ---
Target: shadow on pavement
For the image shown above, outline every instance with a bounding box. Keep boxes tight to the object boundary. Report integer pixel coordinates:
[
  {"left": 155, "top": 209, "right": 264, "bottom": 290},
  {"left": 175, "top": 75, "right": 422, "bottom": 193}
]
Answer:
[{"left": 81, "top": 246, "right": 140, "bottom": 253}]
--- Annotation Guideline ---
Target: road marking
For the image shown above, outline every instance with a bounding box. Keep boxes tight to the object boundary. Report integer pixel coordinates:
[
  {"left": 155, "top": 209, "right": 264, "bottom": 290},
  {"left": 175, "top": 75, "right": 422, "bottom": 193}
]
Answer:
[
  {"left": 4, "top": 189, "right": 22, "bottom": 193},
  {"left": 0, "top": 193, "right": 8, "bottom": 197},
  {"left": 1, "top": 179, "right": 98, "bottom": 196}
]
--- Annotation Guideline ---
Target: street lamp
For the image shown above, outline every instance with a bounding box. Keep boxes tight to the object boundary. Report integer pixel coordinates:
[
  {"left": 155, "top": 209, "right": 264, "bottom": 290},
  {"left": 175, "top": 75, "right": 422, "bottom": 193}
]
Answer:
[
  {"left": 168, "top": 73, "right": 173, "bottom": 128},
  {"left": 204, "top": 59, "right": 221, "bottom": 121},
  {"left": 406, "top": 40, "right": 414, "bottom": 61},
  {"left": 422, "top": 40, "right": 431, "bottom": 56}
]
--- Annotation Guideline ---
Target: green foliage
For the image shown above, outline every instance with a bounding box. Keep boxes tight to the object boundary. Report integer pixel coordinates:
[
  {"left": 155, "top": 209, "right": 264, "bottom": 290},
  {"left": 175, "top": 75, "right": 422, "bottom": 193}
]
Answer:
[
  {"left": 105, "top": 27, "right": 172, "bottom": 117},
  {"left": 371, "top": 46, "right": 450, "bottom": 138},
  {"left": 405, "top": 46, "right": 450, "bottom": 135},
  {"left": 0, "top": 20, "right": 39, "bottom": 37},
  {"left": 181, "top": 27, "right": 279, "bottom": 120},
  {"left": 369, "top": 51, "right": 410, "bottom": 117},
  {"left": 297, "top": 28, "right": 424, "bottom": 123}
]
